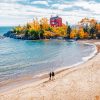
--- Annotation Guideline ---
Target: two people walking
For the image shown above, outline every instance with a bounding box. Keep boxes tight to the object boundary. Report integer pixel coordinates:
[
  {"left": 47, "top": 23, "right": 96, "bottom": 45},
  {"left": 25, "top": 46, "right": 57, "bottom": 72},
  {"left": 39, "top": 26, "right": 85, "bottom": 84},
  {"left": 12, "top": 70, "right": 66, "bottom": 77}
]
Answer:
[{"left": 49, "top": 72, "right": 55, "bottom": 80}]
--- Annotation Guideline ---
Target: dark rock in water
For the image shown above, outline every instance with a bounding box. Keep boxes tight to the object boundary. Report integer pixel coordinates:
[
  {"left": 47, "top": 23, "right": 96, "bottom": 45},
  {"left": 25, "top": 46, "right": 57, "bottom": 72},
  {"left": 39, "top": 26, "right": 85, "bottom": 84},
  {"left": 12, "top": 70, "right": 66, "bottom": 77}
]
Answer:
[
  {"left": 4, "top": 31, "right": 16, "bottom": 38},
  {"left": 3, "top": 31, "right": 26, "bottom": 40},
  {"left": 3, "top": 31, "right": 43, "bottom": 40}
]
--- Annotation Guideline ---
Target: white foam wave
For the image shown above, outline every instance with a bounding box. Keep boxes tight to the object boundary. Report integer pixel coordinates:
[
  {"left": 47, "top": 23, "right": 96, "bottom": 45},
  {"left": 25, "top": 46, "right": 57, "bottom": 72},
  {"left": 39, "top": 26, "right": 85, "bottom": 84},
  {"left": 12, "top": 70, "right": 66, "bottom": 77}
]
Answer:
[
  {"left": 82, "top": 43, "right": 97, "bottom": 61},
  {"left": 54, "top": 43, "right": 97, "bottom": 73},
  {"left": 32, "top": 72, "right": 48, "bottom": 78}
]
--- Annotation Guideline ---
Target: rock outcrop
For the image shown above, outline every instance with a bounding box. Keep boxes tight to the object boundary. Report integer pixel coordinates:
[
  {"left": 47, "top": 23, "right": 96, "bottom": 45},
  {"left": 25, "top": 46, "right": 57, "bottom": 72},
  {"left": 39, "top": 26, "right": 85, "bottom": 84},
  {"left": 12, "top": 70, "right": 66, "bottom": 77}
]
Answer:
[{"left": 3, "top": 31, "right": 27, "bottom": 40}]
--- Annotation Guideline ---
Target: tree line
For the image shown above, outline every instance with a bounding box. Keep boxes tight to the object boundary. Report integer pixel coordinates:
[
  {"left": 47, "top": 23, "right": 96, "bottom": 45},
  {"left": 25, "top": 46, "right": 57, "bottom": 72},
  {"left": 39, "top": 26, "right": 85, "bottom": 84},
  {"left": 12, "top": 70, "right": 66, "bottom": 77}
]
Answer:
[{"left": 12, "top": 17, "right": 100, "bottom": 40}]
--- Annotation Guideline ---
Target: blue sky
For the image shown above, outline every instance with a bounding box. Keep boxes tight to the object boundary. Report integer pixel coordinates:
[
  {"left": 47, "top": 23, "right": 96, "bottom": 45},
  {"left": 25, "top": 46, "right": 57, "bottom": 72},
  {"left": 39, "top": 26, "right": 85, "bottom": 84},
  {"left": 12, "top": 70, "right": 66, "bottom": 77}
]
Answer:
[{"left": 0, "top": 0, "right": 100, "bottom": 26}]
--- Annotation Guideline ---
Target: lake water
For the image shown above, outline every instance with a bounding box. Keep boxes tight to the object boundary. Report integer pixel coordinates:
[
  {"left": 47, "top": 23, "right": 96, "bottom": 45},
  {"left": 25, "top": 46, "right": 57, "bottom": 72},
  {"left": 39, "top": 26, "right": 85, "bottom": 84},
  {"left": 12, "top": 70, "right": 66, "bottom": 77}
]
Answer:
[{"left": 0, "top": 27, "right": 96, "bottom": 83}]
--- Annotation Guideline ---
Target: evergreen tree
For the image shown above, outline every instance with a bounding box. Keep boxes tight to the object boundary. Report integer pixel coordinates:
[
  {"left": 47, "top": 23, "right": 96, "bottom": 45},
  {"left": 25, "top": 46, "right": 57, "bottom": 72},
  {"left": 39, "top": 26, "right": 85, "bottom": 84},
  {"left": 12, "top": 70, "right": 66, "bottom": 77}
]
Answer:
[
  {"left": 89, "top": 27, "right": 96, "bottom": 39},
  {"left": 66, "top": 25, "right": 71, "bottom": 39}
]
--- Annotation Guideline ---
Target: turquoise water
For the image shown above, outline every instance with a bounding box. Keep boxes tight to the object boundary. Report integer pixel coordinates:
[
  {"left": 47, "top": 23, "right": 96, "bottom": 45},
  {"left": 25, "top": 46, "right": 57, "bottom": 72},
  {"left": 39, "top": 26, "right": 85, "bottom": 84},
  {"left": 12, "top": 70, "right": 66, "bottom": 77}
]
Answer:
[{"left": 0, "top": 27, "right": 95, "bottom": 82}]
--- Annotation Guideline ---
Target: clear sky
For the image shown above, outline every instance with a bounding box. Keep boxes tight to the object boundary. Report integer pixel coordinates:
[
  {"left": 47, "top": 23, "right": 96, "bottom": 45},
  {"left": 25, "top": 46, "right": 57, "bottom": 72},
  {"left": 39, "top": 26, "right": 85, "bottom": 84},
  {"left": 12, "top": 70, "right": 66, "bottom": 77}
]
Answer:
[{"left": 0, "top": 0, "right": 100, "bottom": 26}]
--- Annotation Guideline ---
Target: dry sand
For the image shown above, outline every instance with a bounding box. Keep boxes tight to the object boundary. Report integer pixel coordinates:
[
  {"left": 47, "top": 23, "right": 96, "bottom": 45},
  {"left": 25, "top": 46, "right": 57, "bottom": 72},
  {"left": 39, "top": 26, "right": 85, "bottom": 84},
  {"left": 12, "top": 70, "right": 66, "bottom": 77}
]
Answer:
[{"left": 0, "top": 40, "right": 100, "bottom": 100}]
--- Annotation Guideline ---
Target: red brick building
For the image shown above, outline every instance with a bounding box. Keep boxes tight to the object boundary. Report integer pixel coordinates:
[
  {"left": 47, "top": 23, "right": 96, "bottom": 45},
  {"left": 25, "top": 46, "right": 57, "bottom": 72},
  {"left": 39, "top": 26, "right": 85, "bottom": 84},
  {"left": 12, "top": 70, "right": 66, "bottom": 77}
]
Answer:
[{"left": 50, "top": 16, "right": 62, "bottom": 27}]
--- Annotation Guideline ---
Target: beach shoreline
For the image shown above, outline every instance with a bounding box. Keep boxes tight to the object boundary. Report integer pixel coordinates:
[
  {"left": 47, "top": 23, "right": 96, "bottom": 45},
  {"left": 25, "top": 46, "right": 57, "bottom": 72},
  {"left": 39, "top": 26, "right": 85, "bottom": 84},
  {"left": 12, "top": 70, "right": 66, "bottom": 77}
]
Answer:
[
  {"left": 0, "top": 40, "right": 100, "bottom": 100},
  {"left": 0, "top": 40, "right": 97, "bottom": 92}
]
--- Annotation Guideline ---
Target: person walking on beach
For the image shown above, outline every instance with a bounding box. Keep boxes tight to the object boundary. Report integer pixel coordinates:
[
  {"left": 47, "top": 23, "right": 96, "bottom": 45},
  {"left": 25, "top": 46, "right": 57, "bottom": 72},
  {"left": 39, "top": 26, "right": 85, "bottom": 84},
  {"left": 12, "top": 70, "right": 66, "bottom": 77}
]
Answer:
[
  {"left": 49, "top": 72, "right": 52, "bottom": 80},
  {"left": 52, "top": 72, "right": 55, "bottom": 80}
]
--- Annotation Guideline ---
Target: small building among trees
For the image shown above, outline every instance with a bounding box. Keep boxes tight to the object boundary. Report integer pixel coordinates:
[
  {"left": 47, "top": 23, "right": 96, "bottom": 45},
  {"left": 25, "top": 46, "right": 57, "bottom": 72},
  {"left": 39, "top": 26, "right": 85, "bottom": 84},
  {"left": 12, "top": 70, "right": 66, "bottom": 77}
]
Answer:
[{"left": 50, "top": 16, "right": 62, "bottom": 27}]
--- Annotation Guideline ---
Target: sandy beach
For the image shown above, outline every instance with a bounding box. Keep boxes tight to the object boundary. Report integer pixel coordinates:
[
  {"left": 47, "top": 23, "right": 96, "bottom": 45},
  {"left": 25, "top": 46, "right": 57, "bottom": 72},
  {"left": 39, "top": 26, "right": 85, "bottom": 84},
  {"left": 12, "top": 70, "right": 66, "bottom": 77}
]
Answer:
[{"left": 0, "top": 40, "right": 100, "bottom": 100}]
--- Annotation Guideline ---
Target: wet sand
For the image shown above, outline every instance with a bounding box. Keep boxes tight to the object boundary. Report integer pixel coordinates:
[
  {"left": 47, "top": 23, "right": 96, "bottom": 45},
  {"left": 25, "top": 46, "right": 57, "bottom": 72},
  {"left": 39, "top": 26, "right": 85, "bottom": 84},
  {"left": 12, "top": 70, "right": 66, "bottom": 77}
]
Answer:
[{"left": 0, "top": 40, "right": 100, "bottom": 100}]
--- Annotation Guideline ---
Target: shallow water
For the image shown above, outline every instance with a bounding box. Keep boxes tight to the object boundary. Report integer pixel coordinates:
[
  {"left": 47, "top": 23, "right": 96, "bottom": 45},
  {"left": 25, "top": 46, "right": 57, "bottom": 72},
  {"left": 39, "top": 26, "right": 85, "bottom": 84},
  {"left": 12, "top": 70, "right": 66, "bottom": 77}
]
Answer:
[{"left": 0, "top": 27, "right": 95, "bottom": 82}]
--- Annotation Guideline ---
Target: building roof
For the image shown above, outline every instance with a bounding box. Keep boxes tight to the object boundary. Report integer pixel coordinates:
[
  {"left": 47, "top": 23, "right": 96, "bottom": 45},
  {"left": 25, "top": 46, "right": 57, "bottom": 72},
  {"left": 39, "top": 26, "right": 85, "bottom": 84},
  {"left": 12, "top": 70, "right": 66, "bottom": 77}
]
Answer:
[{"left": 50, "top": 16, "right": 61, "bottom": 20}]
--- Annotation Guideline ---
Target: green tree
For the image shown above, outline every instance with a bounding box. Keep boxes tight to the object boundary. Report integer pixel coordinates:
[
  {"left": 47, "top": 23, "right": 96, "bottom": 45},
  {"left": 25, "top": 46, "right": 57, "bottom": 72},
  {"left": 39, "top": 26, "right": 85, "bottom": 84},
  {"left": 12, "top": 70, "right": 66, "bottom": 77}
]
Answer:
[
  {"left": 29, "top": 30, "right": 39, "bottom": 40},
  {"left": 66, "top": 25, "right": 71, "bottom": 39},
  {"left": 25, "top": 30, "right": 29, "bottom": 38},
  {"left": 46, "top": 27, "right": 53, "bottom": 32},
  {"left": 38, "top": 30, "right": 44, "bottom": 39},
  {"left": 89, "top": 27, "right": 96, "bottom": 39}
]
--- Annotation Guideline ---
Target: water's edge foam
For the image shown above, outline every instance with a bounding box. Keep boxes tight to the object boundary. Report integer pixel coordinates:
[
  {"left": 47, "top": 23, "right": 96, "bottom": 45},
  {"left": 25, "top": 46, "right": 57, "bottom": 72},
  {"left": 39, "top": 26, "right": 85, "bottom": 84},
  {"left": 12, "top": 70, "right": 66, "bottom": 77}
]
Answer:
[
  {"left": 56, "top": 43, "right": 97, "bottom": 72},
  {"left": 0, "top": 42, "right": 98, "bottom": 92},
  {"left": 32, "top": 42, "right": 97, "bottom": 78}
]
